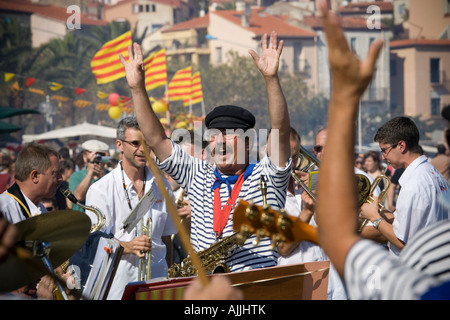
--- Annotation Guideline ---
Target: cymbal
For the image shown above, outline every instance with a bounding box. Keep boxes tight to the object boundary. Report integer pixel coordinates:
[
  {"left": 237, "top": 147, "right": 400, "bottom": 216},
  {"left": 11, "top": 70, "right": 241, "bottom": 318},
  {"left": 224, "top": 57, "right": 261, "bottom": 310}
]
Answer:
[{"left": 0, "top": 210, "right": 91, "bottom": 292}]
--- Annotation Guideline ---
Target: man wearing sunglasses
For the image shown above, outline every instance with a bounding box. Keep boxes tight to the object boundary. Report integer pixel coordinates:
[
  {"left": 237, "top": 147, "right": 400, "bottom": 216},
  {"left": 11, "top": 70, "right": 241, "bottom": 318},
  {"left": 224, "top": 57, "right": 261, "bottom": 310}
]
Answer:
[
  {"left": 360, "top": 116, "right": 449, "bottom": 256},
  {"left": 85, "top": 116, "right": 177, "bottom": 299}
]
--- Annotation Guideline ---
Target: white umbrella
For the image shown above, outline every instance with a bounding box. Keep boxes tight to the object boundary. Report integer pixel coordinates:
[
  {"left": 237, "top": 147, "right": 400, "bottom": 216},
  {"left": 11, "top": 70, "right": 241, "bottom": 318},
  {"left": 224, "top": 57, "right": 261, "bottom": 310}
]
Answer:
[{"left": 22, "top": 122, "right": 117, "bottom": 143}]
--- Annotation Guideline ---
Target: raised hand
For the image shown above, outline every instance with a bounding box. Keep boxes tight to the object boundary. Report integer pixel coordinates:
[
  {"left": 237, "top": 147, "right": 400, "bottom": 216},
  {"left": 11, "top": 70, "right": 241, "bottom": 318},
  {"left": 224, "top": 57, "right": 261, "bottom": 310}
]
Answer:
[
  {"left": 249, "top": 31, "right": 284, "bottom": 78},
  {"left": 119, "top": 43, "right": 145, "bottom": 90}
]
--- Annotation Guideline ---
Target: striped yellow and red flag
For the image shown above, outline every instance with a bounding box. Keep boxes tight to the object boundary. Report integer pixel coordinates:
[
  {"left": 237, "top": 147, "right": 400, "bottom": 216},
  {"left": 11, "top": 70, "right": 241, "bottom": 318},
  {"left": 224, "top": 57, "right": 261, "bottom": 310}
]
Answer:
[
  {"left": 144, "top": 48, "right": 167, "bottom": 91},
  {"left": 90, "top": 31, "right": 132, "bottom": 84},
  {"left": 165, "top": 66, "right": 192, "bottom": 101},
  {"left": 183, "top": 71, "right": 204, "bottom": 107}
]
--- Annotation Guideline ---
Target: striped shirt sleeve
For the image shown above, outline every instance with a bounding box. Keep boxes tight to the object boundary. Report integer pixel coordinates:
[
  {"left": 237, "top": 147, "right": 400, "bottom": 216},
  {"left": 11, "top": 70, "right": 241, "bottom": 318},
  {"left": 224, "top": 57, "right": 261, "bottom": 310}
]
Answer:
[{"left": 344, "top": 239, "right": 442, "bottom": 299}]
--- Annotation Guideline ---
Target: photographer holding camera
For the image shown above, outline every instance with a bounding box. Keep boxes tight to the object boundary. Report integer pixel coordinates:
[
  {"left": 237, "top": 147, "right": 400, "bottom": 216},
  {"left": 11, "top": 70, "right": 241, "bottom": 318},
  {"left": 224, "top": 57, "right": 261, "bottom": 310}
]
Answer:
[{"left": 68, "top": 139, "right": 110, "bottom": 212}]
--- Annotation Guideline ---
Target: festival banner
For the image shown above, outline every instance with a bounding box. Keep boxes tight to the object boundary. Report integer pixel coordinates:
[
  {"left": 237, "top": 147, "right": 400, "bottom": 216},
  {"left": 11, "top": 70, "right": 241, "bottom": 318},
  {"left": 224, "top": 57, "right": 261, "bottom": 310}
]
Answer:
[
  {"left": 144, "top": 48, "right": 168, "bottom": 91},
  {"left": 90, "top": 31, "right": 132, "bottom": 84}
]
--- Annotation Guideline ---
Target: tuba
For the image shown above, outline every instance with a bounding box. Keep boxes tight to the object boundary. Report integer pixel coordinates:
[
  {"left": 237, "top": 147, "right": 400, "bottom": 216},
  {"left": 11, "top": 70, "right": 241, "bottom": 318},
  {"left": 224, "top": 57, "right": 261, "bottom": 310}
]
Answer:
[
  {"left": 291, "top": 145, "right": 320, "bottom": 201},
  {"left": 60, "top": 186, "right": 106, "bottom": 232},
  {"left": 357, "top": 171, "right": 391, "bottom": 232}
]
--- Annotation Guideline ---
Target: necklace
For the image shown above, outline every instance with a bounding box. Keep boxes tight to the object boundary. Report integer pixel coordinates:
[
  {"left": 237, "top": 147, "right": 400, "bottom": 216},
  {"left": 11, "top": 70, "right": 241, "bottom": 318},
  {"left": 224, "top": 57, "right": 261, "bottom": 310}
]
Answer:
[{"left": 120, "top": 163, "right": 146, "bottom": 210}]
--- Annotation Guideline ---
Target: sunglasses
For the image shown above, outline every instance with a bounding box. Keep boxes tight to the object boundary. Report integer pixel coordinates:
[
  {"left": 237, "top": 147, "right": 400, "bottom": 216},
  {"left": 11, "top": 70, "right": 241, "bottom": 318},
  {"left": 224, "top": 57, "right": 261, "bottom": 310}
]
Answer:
[{"left": 313, "top": 145, "right": 323, "bottom": 153}]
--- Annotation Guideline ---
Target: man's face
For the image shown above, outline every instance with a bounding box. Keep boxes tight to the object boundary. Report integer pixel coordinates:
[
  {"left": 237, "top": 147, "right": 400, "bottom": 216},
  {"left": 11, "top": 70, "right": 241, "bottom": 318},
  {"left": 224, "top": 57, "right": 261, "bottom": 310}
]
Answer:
[
  {"left": 379, "top": 141, "right": 400, "bottom": 168},
  {"left": 207, "top": 128, "right": 248, "bottom": 174},
  {"left": 39, "top": 154, "right": 63, "bottom": 198},
  {"left": 117, "top": 128, "right": 148, "bottom": 169},
  {"left": 314, "top": 129, "right": 328, "bottom": 162}
]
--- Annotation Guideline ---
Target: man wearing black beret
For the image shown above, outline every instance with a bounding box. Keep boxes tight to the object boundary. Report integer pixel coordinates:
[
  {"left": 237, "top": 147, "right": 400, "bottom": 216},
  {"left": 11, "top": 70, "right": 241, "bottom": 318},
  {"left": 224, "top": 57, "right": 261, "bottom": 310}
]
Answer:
[{"left": 120, "top": 31, "right": 292, "bottom": 277}]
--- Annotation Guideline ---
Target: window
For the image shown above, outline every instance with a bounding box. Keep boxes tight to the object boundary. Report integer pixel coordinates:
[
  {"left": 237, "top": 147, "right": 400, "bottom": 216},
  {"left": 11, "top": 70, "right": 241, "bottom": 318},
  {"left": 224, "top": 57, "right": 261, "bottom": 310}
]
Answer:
[
  {"left": 293, "top": 42, "right": 302, "bottom": 72},
  {"left": 132, "top": 4, "right": 139, "bottom": 14},
  {"left": 390, "top": 59, "right": 397, "bottom": 77},
  {"left": 431, "top": 97, "right": 441, "bottom": 116},
  {"left": 216, "top": 47, "right": 222, "bottom": 64},
  {"left": 350, "top": 37, "right": 357, "bottom": 53},
  {"left": 152, "top": 4, "right": 156, "bottom": 12},
  {"left": 430, "top": 58, "right": 440, "bottom": 83}
]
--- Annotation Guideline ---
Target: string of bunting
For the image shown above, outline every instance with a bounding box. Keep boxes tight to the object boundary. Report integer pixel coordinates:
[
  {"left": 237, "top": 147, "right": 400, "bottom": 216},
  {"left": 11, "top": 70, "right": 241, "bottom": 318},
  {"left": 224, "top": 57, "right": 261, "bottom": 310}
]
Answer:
[{"left": 2, "top": 71, "right": 204, "bottom": 128}]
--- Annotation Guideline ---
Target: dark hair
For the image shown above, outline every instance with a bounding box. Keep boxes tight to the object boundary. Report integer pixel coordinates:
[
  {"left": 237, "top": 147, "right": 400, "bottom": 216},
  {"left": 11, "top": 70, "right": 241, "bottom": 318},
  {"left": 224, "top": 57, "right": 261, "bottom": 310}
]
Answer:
[
  {"left": 374, "top": 116, "right": 421, "bottom": 153},
  {"left": 363, "top": 150, "right": 382, "bottom": 169}
]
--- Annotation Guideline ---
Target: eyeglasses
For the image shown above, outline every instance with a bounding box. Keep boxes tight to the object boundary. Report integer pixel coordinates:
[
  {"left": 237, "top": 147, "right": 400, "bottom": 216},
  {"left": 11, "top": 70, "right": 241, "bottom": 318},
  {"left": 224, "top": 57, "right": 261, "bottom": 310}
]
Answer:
[
  {"left": 313, "top": 145, "right": 323, "bottom": 153},
  {"left": 45, "top": 206, "right": 54, "bottom": 211},
  {"left": 380, "top": 143, "right": 398, "bottom": 155},
  {"left": 120, "top": 139, "right": 148, "bottom": 148}
]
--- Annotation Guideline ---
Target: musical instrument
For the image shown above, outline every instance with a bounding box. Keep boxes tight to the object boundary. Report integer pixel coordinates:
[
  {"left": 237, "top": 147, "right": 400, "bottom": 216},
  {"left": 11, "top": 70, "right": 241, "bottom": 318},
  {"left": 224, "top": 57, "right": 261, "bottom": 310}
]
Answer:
[
  {"left": 291, "top": 146, "right": 320, "bottom": 201},
  {"left": 167, "top": 231, "right": 245, "bottom": 278},
  {"left": 233, "top": 200, "right": 319, "bottom": 248},
  {"left": 60, "top": 186, "right": 106, "bottom": 232},
  {"left": 138, "top": 217, "right": 152, "bottom": 281},
  {"left": 358, "top": 171, "right": 391, "bottom": 232},
  {"left": 167, "top": 176, "right": 271, "bottom": 278},
  {"left": 0, "top": 210, "right": 91, "bottom": 293}
]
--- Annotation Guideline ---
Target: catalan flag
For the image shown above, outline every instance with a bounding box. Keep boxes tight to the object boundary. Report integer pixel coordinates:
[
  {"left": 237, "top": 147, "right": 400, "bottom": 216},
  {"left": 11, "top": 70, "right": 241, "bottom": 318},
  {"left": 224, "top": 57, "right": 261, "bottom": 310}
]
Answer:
[
  {"left": 166, "top": 66, "right": 192, "bottom": 101},
  {"left": 144, "top": 48, "right": 167, "bottom": 91},
  {"left": 183, "top": 71, "right": 204, "bottom": 107},
  {"left": 90, "top": 31, "right": 132, "bottom": 84}
]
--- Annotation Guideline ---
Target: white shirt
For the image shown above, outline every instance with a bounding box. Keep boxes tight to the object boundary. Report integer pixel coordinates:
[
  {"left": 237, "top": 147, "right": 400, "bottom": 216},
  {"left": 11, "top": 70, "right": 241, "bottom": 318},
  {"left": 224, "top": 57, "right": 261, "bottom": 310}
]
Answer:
[
  {"left": 392, "top": 155, "right": 450, "bottom": 256},
  {"left": 278, "top": 187, "right": 348, "bottom": 300},
  {"left": 85, "top": 163, "right": 177, "bottom": 300},
  {"left": 0, "top": 190, "right": 46, "bottom": 223}
]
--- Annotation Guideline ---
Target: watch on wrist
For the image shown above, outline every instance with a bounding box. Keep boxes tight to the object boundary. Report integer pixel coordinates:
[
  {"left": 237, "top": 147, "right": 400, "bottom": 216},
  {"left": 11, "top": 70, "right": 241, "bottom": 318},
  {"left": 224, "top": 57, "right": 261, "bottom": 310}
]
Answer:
[{"left": 373, "top": 217, "right": 384, "bottom": 230}]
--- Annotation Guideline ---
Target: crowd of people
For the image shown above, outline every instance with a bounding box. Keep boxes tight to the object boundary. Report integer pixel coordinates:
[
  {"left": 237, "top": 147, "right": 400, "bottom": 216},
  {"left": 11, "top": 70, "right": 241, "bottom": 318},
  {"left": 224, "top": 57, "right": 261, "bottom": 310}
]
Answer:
[{"left": 1, "top": 1, "right": 450, "bottom": 301}]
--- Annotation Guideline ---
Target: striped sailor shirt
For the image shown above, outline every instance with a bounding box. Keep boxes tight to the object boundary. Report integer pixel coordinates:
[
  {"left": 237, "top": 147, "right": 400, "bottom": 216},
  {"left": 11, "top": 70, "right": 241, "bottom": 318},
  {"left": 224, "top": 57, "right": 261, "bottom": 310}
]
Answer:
[
  {"left": 344, "top": 220, "right": 450, "bottom": 300},
  {"left": 156, "top": 141, "right": 292, "bottom": 272}
]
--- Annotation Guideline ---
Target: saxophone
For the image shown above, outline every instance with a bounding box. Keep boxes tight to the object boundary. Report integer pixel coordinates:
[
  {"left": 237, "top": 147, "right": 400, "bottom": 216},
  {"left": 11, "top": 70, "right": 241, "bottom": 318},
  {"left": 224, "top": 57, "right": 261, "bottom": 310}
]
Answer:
[
  {"left": 60, "top": 186, "right": 106, "bottom": 232},
  {"left": 167, "top": 176, "right": 268, "bottom": 278},
  {"left": 167, "top": 231, "right": 249, "bottom": 278},
  {"left": 53, "top": 186, "right": 107, "bottom": 299}
]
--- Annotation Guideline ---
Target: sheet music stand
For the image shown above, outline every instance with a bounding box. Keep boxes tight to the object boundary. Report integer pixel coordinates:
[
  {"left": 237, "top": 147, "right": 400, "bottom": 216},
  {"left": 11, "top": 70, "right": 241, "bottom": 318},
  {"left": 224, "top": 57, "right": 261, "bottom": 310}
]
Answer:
[{"left": 122, "top": 261, "right": 330, "bottom": 300}]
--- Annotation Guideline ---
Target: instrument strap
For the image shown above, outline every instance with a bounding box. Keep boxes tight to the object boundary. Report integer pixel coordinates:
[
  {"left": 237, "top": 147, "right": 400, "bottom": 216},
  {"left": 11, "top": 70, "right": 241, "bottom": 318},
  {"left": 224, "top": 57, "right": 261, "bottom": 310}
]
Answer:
[
  {"left": 212, "top": 163, "right": 255, "bottom": 238},
  {"left": 6, "top": 183, "right": 31, "bottom": 219},
  {"left": 120, "top": 162, "right": 146, "bottom": 211}
]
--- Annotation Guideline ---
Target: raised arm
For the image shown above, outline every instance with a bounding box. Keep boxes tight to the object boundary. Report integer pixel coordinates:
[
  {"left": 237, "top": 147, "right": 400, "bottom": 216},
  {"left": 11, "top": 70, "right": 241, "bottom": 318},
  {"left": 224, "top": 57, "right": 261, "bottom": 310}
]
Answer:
[
  {"left": 314, "top": 1, "right": 383, "bottom": 277},
  {"left": 120, "top": 43, "right": 172, "bottom": 161},
  {"left": 249, "top": 31, "right": 291, "bottom": 168}
]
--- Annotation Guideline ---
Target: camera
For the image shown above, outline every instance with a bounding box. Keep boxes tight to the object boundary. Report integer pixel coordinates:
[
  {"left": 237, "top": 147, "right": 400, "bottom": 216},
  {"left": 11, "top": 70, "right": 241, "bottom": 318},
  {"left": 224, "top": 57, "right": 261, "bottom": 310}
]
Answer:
[{"left": 91, "top": 154, "right": 111, "bottom": 164}]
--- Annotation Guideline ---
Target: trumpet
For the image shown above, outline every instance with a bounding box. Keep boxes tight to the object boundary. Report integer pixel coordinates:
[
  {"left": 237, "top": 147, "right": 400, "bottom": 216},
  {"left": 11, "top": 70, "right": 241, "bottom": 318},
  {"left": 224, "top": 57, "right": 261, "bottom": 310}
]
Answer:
[
  {"left": 358, "top": 171, "right": 391, "bottom": 232},
  {"left": 291, "top": 145, "right": 320, "bottom": 201},
  {"left": 138, "top": 217, "right": 152, "bottom": 281}
]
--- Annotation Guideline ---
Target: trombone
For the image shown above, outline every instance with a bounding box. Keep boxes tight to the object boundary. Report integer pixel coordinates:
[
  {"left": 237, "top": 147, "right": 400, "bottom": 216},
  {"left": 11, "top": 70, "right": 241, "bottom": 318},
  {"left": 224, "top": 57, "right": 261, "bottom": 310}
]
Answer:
[
  {"left": 291, "top": 145, "right": 320, "bottom": 201},
  {"left": 138, "top": 217, "right": 152, "bottom": 281},
  {"left": 358, "top": 170, "right": 391, "bottom": 232}
]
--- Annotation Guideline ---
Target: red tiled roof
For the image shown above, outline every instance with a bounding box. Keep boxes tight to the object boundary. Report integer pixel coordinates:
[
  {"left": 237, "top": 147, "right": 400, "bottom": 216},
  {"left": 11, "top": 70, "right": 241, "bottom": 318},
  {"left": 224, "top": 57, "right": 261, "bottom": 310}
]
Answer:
[
  {"left": 213, "top": 8, "right": 316, "bottom": 38},
  {"left": 162, "top": 14, "right": 209, "bottom": 32},
  {"left": 390, "top": 38, "right": 450, "bottom": 49},
  {"left": 0, "top": 0, "right": 107, "bottom": 26}
]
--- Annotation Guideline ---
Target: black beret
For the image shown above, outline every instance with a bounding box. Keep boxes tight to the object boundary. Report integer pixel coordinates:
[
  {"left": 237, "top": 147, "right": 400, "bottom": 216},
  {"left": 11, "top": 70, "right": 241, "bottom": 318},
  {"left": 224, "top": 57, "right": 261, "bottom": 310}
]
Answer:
[{"left": 205, "top": 105, "right": 255, "bottom": 130}]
